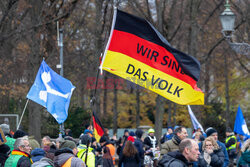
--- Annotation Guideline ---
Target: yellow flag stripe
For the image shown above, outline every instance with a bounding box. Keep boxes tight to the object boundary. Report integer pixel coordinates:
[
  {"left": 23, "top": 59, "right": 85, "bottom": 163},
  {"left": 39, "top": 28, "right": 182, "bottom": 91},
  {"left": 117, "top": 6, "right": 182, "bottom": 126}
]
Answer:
[{"left": 102, "top": 50, "right": 204, "bottom": 105}]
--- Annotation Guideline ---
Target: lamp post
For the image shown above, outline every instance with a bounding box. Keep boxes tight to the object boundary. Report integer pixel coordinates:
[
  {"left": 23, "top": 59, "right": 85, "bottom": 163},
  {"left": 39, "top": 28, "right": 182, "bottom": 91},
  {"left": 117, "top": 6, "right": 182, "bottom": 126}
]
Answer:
[{"left": 219, "top": 0, "right": 250, "bottom": 56}]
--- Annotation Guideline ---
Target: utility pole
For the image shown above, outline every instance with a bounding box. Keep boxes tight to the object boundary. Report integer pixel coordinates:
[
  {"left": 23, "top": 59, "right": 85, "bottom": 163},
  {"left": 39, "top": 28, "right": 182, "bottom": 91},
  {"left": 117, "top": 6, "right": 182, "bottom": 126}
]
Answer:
[{"left": 57, "top": 21, "right": 64, "bottom": 138}]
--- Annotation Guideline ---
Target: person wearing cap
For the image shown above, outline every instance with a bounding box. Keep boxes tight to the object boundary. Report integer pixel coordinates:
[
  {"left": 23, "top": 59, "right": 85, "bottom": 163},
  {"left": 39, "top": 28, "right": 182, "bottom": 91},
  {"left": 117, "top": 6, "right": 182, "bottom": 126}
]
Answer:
[
  {"left": 4, "top": 136, "right": 33, "bottom": 167},
  {"left": 144, "top": 128, "right": 158, "bottom": 149},
  {"left": 225, "top": 127, "right": 237, "bottom": 165},
  {"left": 160, "top": 126, "right": 188, "bottom": 157},
  {"left": 77, "top": 134, "right": 95, "bottom": 167},
  {"left": 54, "top": 140, "right": 85, "bottom": 167},
  {"left": 0, "top": 144, "right": 11, "bottom": 166},
  {"left": 0, "top": 123, "right": 16, "bottom": 151}
]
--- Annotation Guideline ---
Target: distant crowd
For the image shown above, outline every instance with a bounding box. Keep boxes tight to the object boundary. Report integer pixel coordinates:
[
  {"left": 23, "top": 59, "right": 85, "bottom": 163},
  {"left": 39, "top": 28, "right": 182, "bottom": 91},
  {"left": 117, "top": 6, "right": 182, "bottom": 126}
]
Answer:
[{"left": 0, "top": 123, "right": 249, "bottom": 167}]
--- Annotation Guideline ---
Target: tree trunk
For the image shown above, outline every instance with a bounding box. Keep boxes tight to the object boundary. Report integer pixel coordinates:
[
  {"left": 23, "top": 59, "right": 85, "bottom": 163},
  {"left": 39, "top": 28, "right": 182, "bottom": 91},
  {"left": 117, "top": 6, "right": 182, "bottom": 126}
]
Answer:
[
  {"left": 155, "top": 95, "right": 165, "bottom": 142},
  {"left": 167, "top": 101, "right": 172, "bottom": 128}
]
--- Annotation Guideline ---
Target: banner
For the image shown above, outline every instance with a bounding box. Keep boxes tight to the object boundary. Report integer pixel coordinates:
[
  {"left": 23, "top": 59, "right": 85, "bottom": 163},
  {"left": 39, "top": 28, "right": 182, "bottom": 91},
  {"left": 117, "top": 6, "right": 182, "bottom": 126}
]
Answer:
[
  {"left": 100, "top": 9, "right": 204, "bottom": 105},
  {"left": 27, "top": 60, "right": 75, "bottom": 124}
]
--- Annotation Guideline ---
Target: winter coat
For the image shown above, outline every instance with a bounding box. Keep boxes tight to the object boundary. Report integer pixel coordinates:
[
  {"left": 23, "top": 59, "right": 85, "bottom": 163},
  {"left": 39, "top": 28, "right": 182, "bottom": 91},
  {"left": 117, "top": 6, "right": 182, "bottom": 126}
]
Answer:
[
  {"left": 54, "top": 148, "right": 85, "bottom": 167},
  {"left": 198, "top": 147, "right": 225, "bottom": 167},
  {"left": 103, "top": 158, "right": 114, "bottom": 167},
  {"left": 118, "top": 152, "right": 140, "bottom": 167},
  {"left": 31, "top": 148, "right": 46, "bottom": 163},
  {"left": 77, "top": 144, "right": 95, "bottom": 167},
  {"left": 0, "top": 153, "right": 8, "bottom": 167},
  {"left": 193, "top": 140, "right": 229, "bottom": 167},
  {"left": 144, "top": 135, "right": 158, "bottom": 149},
  {"left": 160, "top": 135, "right": 181, "bottom": 156},
  {"left": 237, "top": 150, "right": 250, "bottom": 167},
  {"left": 4, "top": 150, "right": 32, "bottom": 167},
  {"left": 31, "top": 157, "right": 54, "bottom": 167},
  {"left": 158, "top": 151, "right": 191, "bottom": 167}
]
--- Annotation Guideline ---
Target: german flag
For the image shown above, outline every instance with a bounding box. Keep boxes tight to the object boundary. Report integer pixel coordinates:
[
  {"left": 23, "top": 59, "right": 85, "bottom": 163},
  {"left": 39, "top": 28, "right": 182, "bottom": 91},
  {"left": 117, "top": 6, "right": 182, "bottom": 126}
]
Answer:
[
  {"left": 92, "top": 111, "right": 104, "bottom": 142},
  {"left": 100, "top": 9, "right": 204, "bottom": 105}
]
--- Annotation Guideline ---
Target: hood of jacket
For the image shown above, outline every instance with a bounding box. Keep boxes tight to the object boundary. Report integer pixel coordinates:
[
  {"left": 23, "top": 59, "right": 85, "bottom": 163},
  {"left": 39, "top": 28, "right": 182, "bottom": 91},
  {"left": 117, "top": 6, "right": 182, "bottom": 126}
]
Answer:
[{"left": 54, "top": 148, "right": 74, "bottom": 166}]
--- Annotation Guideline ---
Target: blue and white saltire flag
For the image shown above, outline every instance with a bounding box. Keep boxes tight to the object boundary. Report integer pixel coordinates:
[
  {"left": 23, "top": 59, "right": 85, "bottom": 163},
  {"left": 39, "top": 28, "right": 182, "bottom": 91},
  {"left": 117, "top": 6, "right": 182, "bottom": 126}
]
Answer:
[
  {"left": 187, "top": 105, "right": 204, "bottom": 132},
  {"left": 27, "top": 60, "right": 75, "bottom": 124},
  {"left": 234, "top": 105, "right": 249, "bottom": 137}
]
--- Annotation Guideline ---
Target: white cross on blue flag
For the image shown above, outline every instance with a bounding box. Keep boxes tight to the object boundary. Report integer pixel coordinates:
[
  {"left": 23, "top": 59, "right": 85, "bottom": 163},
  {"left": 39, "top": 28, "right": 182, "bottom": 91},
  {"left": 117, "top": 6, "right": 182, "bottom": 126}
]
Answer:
[
  {"left": 27, "top": 60, "right": 75, "bottom": 124},
  {"left": 234, "top": 105, "right": 249, "bottom": 137}
]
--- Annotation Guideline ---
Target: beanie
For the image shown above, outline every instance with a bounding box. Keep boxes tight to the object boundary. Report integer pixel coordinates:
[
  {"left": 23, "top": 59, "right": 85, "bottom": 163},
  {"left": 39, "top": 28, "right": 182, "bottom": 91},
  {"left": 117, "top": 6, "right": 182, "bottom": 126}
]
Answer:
[
  {"left": 13, "top": 129, "right": 28, "bottom": 139},
  {"left": 0, "top": 124, "right": 10, "bottom": 135},
  {"left": 148, "top": 128, "right": 155, "bottom": 133},
  {"left": 124, "top": 129, "right": 129, "bottom": 133},
  {"left": 135, "top": 129, "right": 144, "bottom": 139},
  {"left": 206, "top": 127, "right": 217, "bottom": 137},
  {"left": 226, "top": 127, "right": 233, "bottom": 133},
  {"left": 127, "top": 136, "right": 135, "bottom": 142},
  {"left": 0, "top": 144, "right": 11, "bottom": 155},
  {"left": 60, "top": 140, "right": 76, "bottom": 150},
  {"left": 129, "top": 131, "right": 136, "bottom": 136}
]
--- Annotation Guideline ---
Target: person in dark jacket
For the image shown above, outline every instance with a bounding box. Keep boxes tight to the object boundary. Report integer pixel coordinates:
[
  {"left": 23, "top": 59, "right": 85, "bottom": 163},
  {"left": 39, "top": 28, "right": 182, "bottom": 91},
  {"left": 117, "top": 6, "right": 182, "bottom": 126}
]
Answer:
[
  {"left": 198, "top": 136, "right": 224, "bottom": 167},
  {"left": 0, "top": 144, "right": 11, "bottom": 166},
  {"left": 102, "top": 146, "right": 114, "bottom": 167},
  {"left": 119, "top": 139, "right": 140, "bottom": 167},
  {"left": 4, "top": 137, "right": 32, "bottom": 167},
  {"left": 134, "top": 129, "right": 145, "bottom": 166},
  {"left": 158, "top": 139, "right": 200, "bottom": 167}
]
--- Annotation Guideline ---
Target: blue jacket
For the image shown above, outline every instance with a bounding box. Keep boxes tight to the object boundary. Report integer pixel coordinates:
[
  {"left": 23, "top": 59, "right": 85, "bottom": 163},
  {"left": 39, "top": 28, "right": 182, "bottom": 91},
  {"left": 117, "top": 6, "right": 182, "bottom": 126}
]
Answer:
[{"left": 193, "top": 140, "right": 229, "bottom": 167}]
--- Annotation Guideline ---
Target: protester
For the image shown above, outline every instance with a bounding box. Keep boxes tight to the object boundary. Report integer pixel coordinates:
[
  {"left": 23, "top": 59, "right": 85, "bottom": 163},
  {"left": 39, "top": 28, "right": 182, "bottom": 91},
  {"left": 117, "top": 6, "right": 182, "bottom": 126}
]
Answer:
[
  {"left": 13, "top": 129, "right": 28, "bottom": 139},
  {"left": 28, "top": 136, "right": 40, "bottom": 151},
  {"left": 103, "top": 146, "right": 114, "bottom": 167},
  {"left": 5, "top": 137, "right": 33, "bottom": 166},
  {"left": 77, "top": 134, "right": 95, "bottom": 167},
  {"left": 118, "top": 139, "right": 140, "bottom": 167},
  {"left": 0, "top": 144, "right": 11, "bottom": 166},
  {"left": 225, "top": 127, "right": 237, "bottom": 165},
  {"left": 31, "top": 157, "right": 54, "bottom": 167},
  {"left": 194, "top": 131, "right": 202, "bottom": 144},
  {"left": 42, "top": 136, "right": 57, "bottom": 161},
  {"left": 237, "top": 138, "right": 250, "bottom": 167},
  {"left": 158, "top": 138, "right": 200, "bottom": 167},
  {"left": 31, "top": 148, "right": 46, "bottom": 163},
  {"left": 54, "top": 148, "right": 85, "bottom": 167},
  {"left": 160, "top": 126, "right": 188, "bottom": 156},
  {"left": 100, "top": 135, "right": 116, "bottom": 165},
  {"left": 198, "top": 136, "right": 224, "bottom": 167},
  {"left": 144, "top": 128, "right": 158, "bottom": 149},
  {"left": 117, "top": 129, "right": 129, "bottom": 156},
  {"left": 161, "top": 127, "right": 174, "bottom": 144},
  {"left": 134, "top": 129, "right": 145, "bottom": 167},
  {"left": 0, "top": 123, "right": 16, "bottom": 151}
]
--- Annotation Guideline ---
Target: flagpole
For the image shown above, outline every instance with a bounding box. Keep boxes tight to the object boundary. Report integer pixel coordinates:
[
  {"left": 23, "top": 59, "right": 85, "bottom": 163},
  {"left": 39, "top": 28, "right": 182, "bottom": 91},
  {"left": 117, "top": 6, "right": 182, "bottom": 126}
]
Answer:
[
  {"left": 57, "top": 21, "right": 65, "bottom": 139},
  {"left": 17, "top": 99, "right": 29, "bottom": 130}
]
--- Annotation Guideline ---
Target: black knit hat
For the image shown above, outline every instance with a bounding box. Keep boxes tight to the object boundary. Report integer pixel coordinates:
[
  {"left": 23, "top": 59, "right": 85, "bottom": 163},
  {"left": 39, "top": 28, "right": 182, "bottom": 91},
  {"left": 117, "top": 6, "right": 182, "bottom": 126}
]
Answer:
[
  {"left": 0, "top": 144, "right": 11, "bottom": 155},
  {"left": 13, "top": 129, "right": 28, "bottom": 139},
  {"left": 226, "top": 127, "right": 233, "bottom": 133},
  {"left": 205, "top": 127, "right": 217, "bottom": 137}
]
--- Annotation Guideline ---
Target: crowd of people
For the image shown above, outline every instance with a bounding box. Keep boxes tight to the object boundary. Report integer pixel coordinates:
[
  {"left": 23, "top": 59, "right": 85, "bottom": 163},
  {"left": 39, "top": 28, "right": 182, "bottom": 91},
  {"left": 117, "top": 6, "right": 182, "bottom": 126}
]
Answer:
[{"left": 0, "top": 123, "right": 249, "bottom": 167}]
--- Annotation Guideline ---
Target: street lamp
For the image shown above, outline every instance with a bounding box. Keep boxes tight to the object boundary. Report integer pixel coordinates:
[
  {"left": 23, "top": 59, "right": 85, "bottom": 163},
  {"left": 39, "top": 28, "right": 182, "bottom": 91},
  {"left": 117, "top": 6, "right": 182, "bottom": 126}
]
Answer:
[
  {"left": 219, "top": 0, "right": 250, "bottom": 56},
  {"left": 219, "top": 0, "right": 235, "bottom": 39}
]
